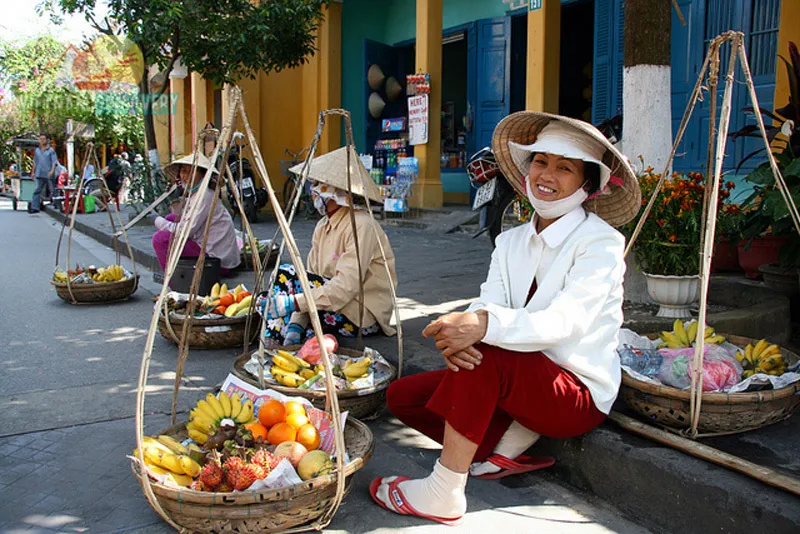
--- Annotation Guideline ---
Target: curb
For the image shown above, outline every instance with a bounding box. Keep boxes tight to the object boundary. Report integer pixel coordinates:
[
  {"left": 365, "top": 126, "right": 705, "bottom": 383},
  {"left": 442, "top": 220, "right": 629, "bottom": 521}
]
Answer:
[{"left": 44, "top": 207, "right": 162, "bottom": 272}]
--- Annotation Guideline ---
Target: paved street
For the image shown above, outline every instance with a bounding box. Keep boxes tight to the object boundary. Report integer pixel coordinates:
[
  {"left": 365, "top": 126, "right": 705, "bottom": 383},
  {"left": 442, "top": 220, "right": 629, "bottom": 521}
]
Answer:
[{"left": 0, "top": 199, "right": 648, "bottom": 533}]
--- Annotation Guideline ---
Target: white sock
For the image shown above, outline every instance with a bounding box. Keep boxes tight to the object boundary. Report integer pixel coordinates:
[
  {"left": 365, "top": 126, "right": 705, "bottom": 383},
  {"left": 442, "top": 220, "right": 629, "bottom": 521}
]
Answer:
[
  {"left": 376, "top": 459, "right": 467, "bottom": 519},
  {"left": 469, "top": 421, "right": 541, "bottom": 477}
]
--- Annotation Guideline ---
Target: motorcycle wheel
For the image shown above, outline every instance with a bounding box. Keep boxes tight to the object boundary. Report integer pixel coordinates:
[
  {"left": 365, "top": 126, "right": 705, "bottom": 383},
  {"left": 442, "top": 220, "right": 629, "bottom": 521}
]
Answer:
[
  {"left": 244, "top": 197, "right": 258, "bottom": 223},
  {"left": 488, "top": 193, "right": 524, "bottom": 248}
]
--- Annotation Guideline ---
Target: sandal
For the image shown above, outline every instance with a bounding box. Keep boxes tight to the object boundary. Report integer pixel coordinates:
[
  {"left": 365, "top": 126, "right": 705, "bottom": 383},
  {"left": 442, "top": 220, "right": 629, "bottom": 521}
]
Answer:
[
  {"left": 369, "top": 477, "right": 464, "bottom": 526},
  {"left": 472, "top": 454, "right": 555, "bottom": 480}
]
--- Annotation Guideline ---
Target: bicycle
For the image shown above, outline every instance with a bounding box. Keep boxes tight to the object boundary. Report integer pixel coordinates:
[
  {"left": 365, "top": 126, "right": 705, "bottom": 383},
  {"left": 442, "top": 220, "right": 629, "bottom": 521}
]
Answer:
[{"left": 280, "top": 147, "right": 318, "bottom": 219}]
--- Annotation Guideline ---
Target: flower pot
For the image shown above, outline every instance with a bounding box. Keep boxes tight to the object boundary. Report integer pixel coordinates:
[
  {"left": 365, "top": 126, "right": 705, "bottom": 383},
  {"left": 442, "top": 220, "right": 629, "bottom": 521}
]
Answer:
[
  {"left": 711, "top": 238, "right": 740, "bottom": 273},
  {"left": 737, "top": 236, "right": 788, "bottom": 279},
  {"left": 643, "top": 272, "right": 700, "bottom": 318},
  {"left": 758, "top": 263, "right": 800, "bottom": 295}
]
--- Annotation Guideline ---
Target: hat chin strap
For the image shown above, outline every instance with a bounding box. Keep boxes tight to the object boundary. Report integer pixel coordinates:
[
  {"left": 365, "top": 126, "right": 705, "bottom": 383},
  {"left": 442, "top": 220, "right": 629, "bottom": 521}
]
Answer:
[{"left": 526, "top": 179, "right": 588, "bottom": 220}]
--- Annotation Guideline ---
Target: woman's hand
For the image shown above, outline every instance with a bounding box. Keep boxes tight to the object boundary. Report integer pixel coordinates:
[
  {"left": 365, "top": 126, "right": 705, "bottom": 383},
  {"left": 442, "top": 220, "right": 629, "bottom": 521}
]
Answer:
[
  {"left": 258, "top": 294, "right": 297, "bottom": 319},
  {"left": 422, "top": 311, "right": 488, "bottom": 357},
  {"left": 443, "top": 345, "right": 483, "bottom": 372}
]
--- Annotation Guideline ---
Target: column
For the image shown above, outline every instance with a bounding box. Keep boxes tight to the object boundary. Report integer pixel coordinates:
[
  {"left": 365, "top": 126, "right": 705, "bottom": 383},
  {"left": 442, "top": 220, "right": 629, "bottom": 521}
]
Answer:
[
  {"left": 413, "top": 0, "right": 443, "bottom": 208},
  {"left": 170, "top": 77, "right": 186, "bottom": 157},
  {"left": 774, "top": 1, "right": 800, "bottom": 112},
  {"left": 317, "top": 2, "right": 342, "bottom": 152},
  {"left": 190, "top": 72, "right": 208, "bottom": 146},
  {"left": 526, "top": 0, "right": 560, "bottom": 112}
]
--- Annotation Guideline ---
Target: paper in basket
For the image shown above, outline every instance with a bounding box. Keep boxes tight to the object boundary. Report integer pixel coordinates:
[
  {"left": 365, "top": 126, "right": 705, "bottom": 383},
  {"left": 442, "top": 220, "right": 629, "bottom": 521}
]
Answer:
[{"left": 220, "top": 373, "right": 348, "bottom": 457}]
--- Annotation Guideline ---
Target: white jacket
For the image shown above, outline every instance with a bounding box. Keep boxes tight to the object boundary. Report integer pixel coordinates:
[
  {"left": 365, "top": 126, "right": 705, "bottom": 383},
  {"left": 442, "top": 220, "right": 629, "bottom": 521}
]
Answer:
[{"left": 466, "top": 207, "right": 625, "bottom": 414}]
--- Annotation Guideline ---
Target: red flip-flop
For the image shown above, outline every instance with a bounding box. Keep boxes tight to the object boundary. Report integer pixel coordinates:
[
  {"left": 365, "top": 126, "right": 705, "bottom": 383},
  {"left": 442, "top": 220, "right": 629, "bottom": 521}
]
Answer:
[
  {"left": 369, "top": 477, "right": 464, "bottom": 526},
  {"left": 473, "top": 454, "right": 555, "bottom": 480}
]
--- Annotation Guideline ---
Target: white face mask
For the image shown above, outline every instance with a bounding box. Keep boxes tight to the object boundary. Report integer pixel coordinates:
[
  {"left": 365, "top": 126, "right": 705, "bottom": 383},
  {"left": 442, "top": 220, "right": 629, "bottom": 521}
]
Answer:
[
  {"left": 526, "top": 178, "right": 588, "bottom": 220},
  {"left": 313, "top": 193, "right": 327, "bottom": 216}
]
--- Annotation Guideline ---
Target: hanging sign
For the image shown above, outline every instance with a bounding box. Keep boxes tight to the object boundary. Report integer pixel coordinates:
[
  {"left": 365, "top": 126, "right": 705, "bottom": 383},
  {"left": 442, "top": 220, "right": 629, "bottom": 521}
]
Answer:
[
  {"left": 408, "top": 94, "right": 429, "bottom": 146},
  {"left": 530, "top": 0, "right": 542, "bottom": 10}
]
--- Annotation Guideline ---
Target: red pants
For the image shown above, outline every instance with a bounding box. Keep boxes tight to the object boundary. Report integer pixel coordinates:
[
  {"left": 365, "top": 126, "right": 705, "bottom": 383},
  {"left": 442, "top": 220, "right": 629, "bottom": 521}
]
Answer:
[{"left": 387, "top": 343, "right": 606, "bottom": 462}]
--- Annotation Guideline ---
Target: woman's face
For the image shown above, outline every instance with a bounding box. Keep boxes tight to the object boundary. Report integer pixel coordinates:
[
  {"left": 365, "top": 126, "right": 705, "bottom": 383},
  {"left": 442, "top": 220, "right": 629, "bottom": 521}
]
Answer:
[
  {"left": 178, "top": 164, "right": 199, "bottom": 186},
  {"left": 527, "top": 152, "right": 586, "bottom": 201}
]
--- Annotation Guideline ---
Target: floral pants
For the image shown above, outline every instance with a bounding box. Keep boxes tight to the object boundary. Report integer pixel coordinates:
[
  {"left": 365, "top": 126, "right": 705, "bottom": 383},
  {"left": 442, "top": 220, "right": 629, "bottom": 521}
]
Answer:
[{"left": 257, "top": 264, "right": 381, "bottom": 344}]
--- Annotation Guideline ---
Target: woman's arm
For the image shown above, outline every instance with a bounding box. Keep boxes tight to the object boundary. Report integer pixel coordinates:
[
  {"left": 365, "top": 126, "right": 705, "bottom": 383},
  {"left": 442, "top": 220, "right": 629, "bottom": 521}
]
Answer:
[{"left": 481, "top": 233, "right": 625, "bottom": 352}]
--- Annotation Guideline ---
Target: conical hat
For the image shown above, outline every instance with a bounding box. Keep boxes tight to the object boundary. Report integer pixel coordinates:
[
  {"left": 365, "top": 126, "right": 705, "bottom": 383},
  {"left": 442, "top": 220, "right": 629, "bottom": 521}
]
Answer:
[
  {"left": 386, "top": 76, "right": 404, "bottom": 101},
  {"left": 289, "top": 146, "right": 382, "bottom": 203},
  {"left": 368, "top": 64, "right": 385, "bottom": 90},
  {"left": 368, "top": 92, "right": 386, "bottom": 119},
  {"left": 492, "top": 111, "right": 641, "bottom": 227},
  {"left": 163, "top": 152, "right": 218, "bottom": 183}
]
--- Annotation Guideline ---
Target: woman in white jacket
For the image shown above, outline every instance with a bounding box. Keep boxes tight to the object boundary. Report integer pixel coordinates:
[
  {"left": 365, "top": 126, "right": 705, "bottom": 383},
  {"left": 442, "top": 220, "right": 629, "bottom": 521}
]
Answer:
[{"left": 370, "top": 112, "right": 642, "bottom": 525}]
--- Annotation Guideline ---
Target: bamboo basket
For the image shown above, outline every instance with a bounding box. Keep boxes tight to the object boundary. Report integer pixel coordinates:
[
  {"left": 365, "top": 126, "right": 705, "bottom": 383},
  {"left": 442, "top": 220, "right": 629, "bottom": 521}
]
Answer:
[
  {"left": 131, "top": 418, "right": 373, "bottom": 533},
  {"left": 51, "top": 275, "right": 139, "bottom": 304},
  {"left": 620, "top": 334, "right": 800, "bottom": 435},
  {"left": 158, "top": 309, "right": 259, "bottom": 350},
  {"left": 238, "top": 244, "right": 279, "bottom": 271},
  {"left": 232, "top": 346, "right": 397, "bottom": 420}
]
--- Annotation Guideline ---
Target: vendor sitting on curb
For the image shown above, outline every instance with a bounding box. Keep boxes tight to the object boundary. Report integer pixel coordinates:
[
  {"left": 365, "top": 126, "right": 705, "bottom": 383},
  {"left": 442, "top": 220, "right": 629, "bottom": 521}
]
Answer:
[
  {"left": 369, "top": 111, "right": 642, "bottom": 525},
  {"left": 152, "top": 153, "right": 240, "bottom": 278},
  {"left": 256, "top": 146, "right": 397, "bottom": 346}
]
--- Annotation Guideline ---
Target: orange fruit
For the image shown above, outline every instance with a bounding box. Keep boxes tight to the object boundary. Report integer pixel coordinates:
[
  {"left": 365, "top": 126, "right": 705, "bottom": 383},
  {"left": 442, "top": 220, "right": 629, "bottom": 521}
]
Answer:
[
  {"left": 285, "top": 413, "right": 309, "bottom": 430},
  {"left": 296, "top": 423, "right": 321, "bottom": 451},
  {"left": 268, "top": 422, "right": 297, "bottom": 445},
  {"left": 258, "top": 400, "right": 286, "bottom": 428},
  {"left": 245, "top": 422, "right": 269, "bottom": 441},
  {"left": 285, "top": 401, "right": 307, "bottom": 417}
]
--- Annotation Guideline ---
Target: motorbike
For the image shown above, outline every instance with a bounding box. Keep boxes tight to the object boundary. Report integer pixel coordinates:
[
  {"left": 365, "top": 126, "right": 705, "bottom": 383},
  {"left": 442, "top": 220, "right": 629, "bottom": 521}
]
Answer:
[
  {"left": 227, "top": 132, "right": 268, "bottom": 223},
  {"left": 467, "top": 114, "right": 624, "bottom": 248}
]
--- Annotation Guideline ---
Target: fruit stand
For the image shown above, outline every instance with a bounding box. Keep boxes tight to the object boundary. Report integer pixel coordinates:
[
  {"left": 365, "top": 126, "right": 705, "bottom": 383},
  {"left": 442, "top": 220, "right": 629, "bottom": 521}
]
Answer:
[
  {"left": 2, "top": 135, "right": 42, "bottom": 210},
  {"left": 134, "top": 90, "right": 383, "bottom": 532}
]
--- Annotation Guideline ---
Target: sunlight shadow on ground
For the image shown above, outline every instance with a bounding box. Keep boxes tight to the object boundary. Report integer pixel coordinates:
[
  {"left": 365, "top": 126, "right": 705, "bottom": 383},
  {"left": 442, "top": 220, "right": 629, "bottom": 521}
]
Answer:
[
  {"left": 397, "top": 297, "right": 474, "bottom": 321},
  {"left": 486, "top": 504, "right": 598, "bottom": 525},
  {"left": 22, "top": 514, "right": 83, "bottom": 530}
]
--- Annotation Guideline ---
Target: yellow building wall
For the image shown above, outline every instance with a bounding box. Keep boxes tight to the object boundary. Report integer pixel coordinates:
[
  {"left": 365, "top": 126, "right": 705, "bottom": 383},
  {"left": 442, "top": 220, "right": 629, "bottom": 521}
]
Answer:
[{"left": 774, "top": 0, "right": 799, "bottom": 112}]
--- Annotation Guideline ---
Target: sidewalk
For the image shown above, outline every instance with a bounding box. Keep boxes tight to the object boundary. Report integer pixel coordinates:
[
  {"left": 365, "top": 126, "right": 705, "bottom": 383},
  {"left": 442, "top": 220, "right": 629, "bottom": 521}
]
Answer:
[{"left": 43, "top": 204, "right": 800, "bottom": 533}]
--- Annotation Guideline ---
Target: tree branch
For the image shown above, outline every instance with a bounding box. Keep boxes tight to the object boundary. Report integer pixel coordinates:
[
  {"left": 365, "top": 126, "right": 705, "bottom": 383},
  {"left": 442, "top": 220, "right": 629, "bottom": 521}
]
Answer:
[
  {"left": 152, "top": 31, "right": 180, "bottom": 101},
  {"left": 86, "top": 11, "right": 112, "bottom": 35}
]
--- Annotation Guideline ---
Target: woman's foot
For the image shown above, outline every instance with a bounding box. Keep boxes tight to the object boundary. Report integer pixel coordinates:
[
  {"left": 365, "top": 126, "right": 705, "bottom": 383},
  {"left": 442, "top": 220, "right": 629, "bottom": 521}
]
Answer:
[
  {"left": 469, "top": 421, "right": 542, "bottom": 477},
  {"left": 371, "top": 460, "right": 467, "bottom": 525}
]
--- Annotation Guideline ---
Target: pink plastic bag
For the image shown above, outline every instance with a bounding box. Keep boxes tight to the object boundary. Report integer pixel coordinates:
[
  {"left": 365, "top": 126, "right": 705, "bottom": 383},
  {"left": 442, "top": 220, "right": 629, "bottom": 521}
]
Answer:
[
  {"left": 296, "top": 334, "right": 339, "bottom": 365},
  {"left": 657, "top": 345, "right": 742, "bottom": 391}
]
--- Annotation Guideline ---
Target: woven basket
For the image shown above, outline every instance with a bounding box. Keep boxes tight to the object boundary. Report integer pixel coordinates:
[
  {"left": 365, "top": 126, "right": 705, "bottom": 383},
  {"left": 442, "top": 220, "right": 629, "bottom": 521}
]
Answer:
[
  {"left": 237, "top": 245, "right": 279, "bottom": 271},
  {"left": 51, "top": 275, "right": 139, "bottom": 304},
  {"left": 620, "top": 334, "right": 800, "bottom": 435},
  {"left": 158, "top": 310, "right": 258, "bottom": 350},
  {"left": 232, "top": 346, "right": 397, "bottom": 420},
  {"left": 131, "top": 418, "right": 373, "bottom": 533}
]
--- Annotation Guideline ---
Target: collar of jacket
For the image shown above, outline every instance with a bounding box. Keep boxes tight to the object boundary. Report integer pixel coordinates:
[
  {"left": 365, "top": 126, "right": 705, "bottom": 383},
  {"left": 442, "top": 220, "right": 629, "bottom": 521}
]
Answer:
[{"left": 529, "top": 206, "right": 587, "bottom": 248}]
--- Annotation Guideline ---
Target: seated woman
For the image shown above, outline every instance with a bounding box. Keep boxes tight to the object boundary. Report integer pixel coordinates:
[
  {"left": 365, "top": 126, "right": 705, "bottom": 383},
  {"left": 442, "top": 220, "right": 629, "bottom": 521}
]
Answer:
[
  {"left": 257, "top": 146, "right": 397, "bottom": 346},
  {"left": 152, "top": 152, "right": 241, "bottom": 277},
  {"left": 370, "top": 112, "right": 641, "bottom": 525}
]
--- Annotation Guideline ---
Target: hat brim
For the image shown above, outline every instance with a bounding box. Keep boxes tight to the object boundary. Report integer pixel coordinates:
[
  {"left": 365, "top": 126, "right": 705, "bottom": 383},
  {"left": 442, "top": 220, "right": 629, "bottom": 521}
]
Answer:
[
  {"left": 289, "top": 146, "right": 383, "bottom": 203},
  {"left": 492, "top": 111, "right": 641, "bottom": 227},
  {"left": 163, "top": 153, "right": 219, "bottom": 183}
]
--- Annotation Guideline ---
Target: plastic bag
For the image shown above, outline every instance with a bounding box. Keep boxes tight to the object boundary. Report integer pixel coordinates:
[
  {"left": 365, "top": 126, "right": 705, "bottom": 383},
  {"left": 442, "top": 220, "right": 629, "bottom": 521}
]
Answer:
[
  {"left": 657, "top": 345, "right": 743, "bottom": 391},
  {"left": 297, "top": 334, "right": 339, "bottom": 365}
]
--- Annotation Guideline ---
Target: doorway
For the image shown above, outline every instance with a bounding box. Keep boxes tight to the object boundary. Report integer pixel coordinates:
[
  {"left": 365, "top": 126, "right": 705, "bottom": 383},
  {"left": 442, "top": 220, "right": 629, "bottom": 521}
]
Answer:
[{"left": 559, "top": 0, "right": 595, "bottom": 121}]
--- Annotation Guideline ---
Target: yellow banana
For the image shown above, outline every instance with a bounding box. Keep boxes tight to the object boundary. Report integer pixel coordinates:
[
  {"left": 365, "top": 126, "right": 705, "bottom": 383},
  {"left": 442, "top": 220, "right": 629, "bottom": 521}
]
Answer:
[
  {"left": 218, "top": 391, "right": 232, "bottom": 417},
  {"left": 753, "top": 339, "right": 769, "bottom": 359},
  {"left": 742, "top": 369, "right": 755, "bottom": 379},
  {"left": 167, "top": 473, "right": 194, "bottom": 487},
  {"left": 271, "top": 366, "right": 305, "bottom": 387},
  {"left": 143, "top": 445, "right": 169, "bottom": 469},
  {"left": 235, "top": 399, "right": 254, "bottom": 423},
  {"left": 674, "top": 320, "right": 689, "bottom": 347},
  {"left": 229, "top": 392, "right": 243, "bottom": 419},
  {"left": 277, "top": 350, "right": 311, "bottom": 369},
  {"left": 343, "top": 357, "right": 372, "bottom": 379},
  {"left": 299, "top": 368, "right": 316, "bottom": 380},
  {"left": 179, "top": 455, "right": 202, "bottom": 477},
  {"left": 220, "top": 283, "right": 228, "bottom": 296},
  {"left": 194, "top": 400, "right": 219, "bottom": 423},
  {"left": 210, "top": 282, "right": 220, "bottom": 300},
  {"left": 144, "top": 462, "right": 169, "bottom": 476},
  {"left": 157, "top": 435, "right": 189, "bottom": 456},
  {"left": 273, "top": 353, "right": 301, "bottom": 373},
  {"left": 188, "top": 413, "right": 215, "bottom": 434},
  {"left": 703, "top": 327, "right": 715, "bottom": 338},
  {"left": 705, "top": 335, "right": 726, "bottom": 345},
  {"left": 735, "top": 351, "right": 745, "bottom": 364},
  {"left": 159, "top": 451, "right": 185, "bottom": 474},
  {"left": 660, "top": 332, "right": 683, "bottom": 348},
  {"left": 758, "top": 356, "right": 784, "bottom": 371},
  {"left": 233, "top": 284, "right": 243, "bottom": 297},
  {"left": 760, "top": 344, "right": 780, "bottom": 358},
  {"left": 686, "top": 321, "right": 699, "bottom": 344},
  {"left": 206, "top": 393, "right": 226, "bottom": 420},
  {"left": 745, "top": 344, "right": 754, "bottom": 362},
  {"left": 224, "top": 303, "right": 241, "bottom": 317},
  {"left": 187, "top": 428, "right": 208, "bottom": 444}
]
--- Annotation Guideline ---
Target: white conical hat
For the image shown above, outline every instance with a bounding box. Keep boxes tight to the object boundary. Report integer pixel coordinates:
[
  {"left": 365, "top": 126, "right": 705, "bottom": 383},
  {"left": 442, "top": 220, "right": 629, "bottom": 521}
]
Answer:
[
  {"left": 289, "top": 146, "right": 382, "bottom": 203},
  {"left": 162, "top": 152, "right": 218, "bottom": 183}
]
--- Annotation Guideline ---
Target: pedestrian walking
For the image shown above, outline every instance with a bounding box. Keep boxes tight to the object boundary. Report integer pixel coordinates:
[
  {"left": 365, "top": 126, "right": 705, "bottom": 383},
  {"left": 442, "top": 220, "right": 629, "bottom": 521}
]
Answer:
[{"left": 29, "top": 133, "right": 59, "bottom": 214}]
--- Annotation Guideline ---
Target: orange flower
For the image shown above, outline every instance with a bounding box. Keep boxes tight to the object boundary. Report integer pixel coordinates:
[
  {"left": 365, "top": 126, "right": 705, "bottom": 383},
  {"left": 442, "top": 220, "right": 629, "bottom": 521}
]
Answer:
[{"left": 669, "top": 234, "right": 677, "bottom": 242}]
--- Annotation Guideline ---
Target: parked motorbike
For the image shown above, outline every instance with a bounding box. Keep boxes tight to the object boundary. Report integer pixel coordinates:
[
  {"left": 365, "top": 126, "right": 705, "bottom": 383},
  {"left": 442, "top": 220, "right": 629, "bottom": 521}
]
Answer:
[
  {"left": 467, "top": 114, "right": 624, "bottom": 247},
  {"left": 227, "top": 132, "right": 268, "bottom": 223}
]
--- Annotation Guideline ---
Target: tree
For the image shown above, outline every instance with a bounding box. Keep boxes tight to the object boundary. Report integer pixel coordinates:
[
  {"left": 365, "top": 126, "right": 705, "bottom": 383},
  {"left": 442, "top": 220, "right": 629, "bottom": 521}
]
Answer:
[{"left": 41, "top": 0, "right": 329, "bottom": 163}]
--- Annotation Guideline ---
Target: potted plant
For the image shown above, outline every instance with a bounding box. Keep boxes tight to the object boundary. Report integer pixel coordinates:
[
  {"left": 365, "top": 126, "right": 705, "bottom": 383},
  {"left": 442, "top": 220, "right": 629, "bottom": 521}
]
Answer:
[{"left": 730, "top": 41, "right": 800, "bottom": 284}]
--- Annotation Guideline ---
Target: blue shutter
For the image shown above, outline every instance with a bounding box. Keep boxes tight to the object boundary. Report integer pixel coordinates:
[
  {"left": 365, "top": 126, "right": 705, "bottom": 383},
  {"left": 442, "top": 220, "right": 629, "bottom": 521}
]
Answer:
[
  {"left": 592, "top": 0, "right": 613, "bottom": 124},
  {"left": 475, "top": 18, "right": 510, "bottom": 150},
  {"left": 611, "top": 1, "right": 625, "bottom": 118}
]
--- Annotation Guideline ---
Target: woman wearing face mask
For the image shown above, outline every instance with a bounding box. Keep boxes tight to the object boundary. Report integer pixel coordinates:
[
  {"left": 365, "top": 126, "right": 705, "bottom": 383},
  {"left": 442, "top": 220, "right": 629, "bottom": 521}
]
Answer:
[
  {"left": 256, "top": 147, "right": 398, "bottom": 346},
  {"left": 370, "top": 112, "right": 641, "bottom": 525}
]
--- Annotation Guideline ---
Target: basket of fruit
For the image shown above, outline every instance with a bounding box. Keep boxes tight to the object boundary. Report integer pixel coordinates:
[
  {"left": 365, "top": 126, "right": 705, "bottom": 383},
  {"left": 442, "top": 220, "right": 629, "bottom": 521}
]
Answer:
[
  {"left": 157, "top": 283, "right": 258, "bottom": 349},
  {"left": 131, "top": 386, "right": 373, "bottom": 533},
  {"left": 51, "top": 264, "right": 139, "bottom": 304},
  {"left": 620, "top": 320, "right": 800, "bottom": 435},
  {"left": 238, "top": 239, "right": 279, "bottom": 271},
  {"left": 232, "top": 335, "right": 398, "bottom": 420}
]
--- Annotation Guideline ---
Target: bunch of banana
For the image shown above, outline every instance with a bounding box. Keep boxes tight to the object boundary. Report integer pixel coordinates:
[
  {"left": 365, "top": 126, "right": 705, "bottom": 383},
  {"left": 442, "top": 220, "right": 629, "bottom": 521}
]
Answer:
[
  {"left": 53, "top": 270, "right": 68, "bottom": 283},
  {"left": 658, "top": 320, "right": 725, "bottom": 348},
  {"left": 270, "top": 350, "right": 315, "bottom": 387},
  {"left": 209, "top": 282, "right": 229, "bottom": 300},
  {"left": 134, "top": 435, "right": 203, "bottom": 486},
  {"left": 736, "top": 339, "right": 784, "bottom": 378},
  {"left": 342, "top": 357, "right": 372, "bottom": 382},
  {"left": 186, "top": 391, "right": 255, "bottom": 444},
  {"left": 91, "top": 265, "right": 125, "bottom": 283}
]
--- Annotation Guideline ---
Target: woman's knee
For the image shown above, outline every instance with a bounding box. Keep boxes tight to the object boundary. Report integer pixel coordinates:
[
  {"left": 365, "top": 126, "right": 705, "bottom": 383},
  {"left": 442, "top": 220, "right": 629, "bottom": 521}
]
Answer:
[
  {"left": 152, "top": 230, "right": 170, "bottom": 247},
  {"left": 386, "top": 372, "right": 442, "bottom": 415}
]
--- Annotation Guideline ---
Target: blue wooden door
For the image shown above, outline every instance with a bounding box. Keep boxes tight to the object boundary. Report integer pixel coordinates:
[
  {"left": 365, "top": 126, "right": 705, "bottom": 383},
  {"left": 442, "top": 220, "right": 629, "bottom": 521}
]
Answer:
[
  {"left": 363, "top": 39, "right": 403, "bottom": 154},
  {"left": 592, "top": 0, "right": 624, "bottom": 124},
  {"left": 475, "top": 18, "right": 510, "bottom": 150}
]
